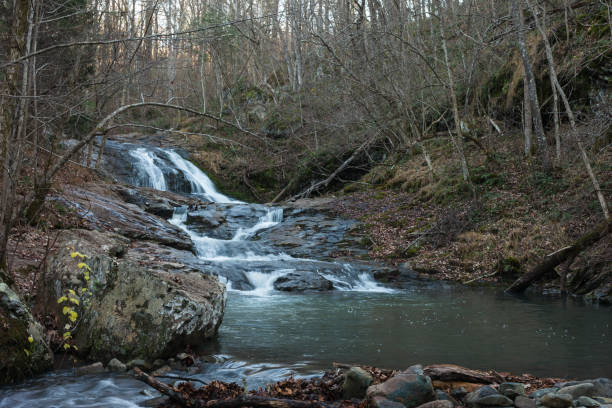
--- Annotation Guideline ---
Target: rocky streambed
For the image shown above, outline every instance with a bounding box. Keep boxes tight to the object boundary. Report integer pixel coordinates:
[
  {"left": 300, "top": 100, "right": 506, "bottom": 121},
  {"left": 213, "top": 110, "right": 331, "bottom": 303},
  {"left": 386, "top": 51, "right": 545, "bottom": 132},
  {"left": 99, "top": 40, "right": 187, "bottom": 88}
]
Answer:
[{"left": 1, "top": 138, "right": 611, "bottom": 407}]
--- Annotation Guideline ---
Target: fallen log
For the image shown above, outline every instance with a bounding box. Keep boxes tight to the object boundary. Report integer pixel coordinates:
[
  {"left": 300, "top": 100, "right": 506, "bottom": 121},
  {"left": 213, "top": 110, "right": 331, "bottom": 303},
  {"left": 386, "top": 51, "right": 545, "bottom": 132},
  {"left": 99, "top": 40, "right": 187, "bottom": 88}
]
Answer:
[
  {"left": 505, "top": 220, "right": 610, "bottom": 293},
  {"left": 134, "top": 367, "right": 328, "bottom": 408},
  {"left": 423, "top": 364, "right": 503, "bottom": 384}
]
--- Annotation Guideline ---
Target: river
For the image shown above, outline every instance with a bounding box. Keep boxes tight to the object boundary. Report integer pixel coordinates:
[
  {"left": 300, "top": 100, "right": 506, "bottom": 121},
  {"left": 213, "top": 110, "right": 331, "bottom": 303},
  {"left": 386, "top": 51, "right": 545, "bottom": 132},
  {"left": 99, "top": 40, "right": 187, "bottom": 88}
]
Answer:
[{"left": 1, "top": 142, "right": 610, "bottom": 408}]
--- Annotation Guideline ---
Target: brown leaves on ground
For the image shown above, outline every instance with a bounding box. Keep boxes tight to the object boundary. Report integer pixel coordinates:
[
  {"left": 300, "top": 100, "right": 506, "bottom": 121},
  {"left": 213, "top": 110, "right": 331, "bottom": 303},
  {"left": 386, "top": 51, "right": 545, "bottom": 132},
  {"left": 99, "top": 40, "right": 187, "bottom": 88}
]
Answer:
[{"left": 160, "top": 365, "right": 566, "bottom": 408}]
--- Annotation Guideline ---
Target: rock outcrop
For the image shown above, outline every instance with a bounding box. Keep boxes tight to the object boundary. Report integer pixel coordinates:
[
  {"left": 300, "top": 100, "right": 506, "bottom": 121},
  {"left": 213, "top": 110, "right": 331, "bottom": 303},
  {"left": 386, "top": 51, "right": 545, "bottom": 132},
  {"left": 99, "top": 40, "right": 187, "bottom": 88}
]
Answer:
[
  {"left": 273, "top": 271, "right": 334, "bottom": 292},
  {"left": 0, "top": 282, "right": 53, "bottom": 384},
  {"left": 45, "top": 229, "right": 225, "bottom": 362}
]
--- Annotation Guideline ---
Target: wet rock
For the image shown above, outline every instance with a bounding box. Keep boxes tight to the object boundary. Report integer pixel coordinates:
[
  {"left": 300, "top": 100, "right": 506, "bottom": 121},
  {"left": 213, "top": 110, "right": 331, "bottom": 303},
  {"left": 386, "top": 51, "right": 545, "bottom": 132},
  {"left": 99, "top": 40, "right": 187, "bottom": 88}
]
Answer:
[
  {"left": 273, "top": 272, "right": 334, "bottom": 292},
  {"left": 466, "top": 386, "right": 513, "bottom": 406},
  {"left": 499, "top": 382, "right": 526, "bottom": 398},
  {"left": 127, "top": 359, "right": 149, "bottom": 370},
  {"left": 435, "top": 390, "right": 457, "bottom": 405},
  {"left": 370, "top": 396, "right": 407, "bottom": 408},
  {"left": 540, "top": 393, "right": 573, "bottom": 408},
  {"left": 596, "top": 398, "right": 612, "bottom": 404},
  {"left": 415, "top": 401, "right": 454, "bottom": 408},
  {"left": 46, "top": 229, "right": 225, "bottom": 362},
  {"left": 531, "top": 388, "right": 560, "bottom": 399},
  {"left": 557, "top": 383, "right": 595, "bottom": 399},
  {"left": 52, "top": 184, "right": 193, "bottom": 251},
  {"left": 367, "top": 373, "right": 436, "bottom": 408},
  {"left": 404, "top": 365, "right": 425, "bottom": 376},
  {"left": 152, "top": 365, "right": 172, "bottom": 376},
  {"left": 152, "top": 359, "right": 166, "bottom": 369},
  {"left": 77, "top": 362, "right": 105, "bottom": 375},
  {"left": 0, "top": 282, "right": 53, "bottom": 385},
  {"left": 557, "top": 380, "right": 612, "bottom": 399},
  {"left": 107, "top": 358, "right": 127, "bottom": 372},
  {"left": 343, "top": 367, "right": 374, "bottom": 399},
  {"left": 450, "top": 387, "right": 468, "bottom": 399},
  {"left": 186, "top": 208, "right": 226, "bottom": 230},
  {"left": 514, "top": 395, "right": 536, "bottom": 408},
  {"left": 575, "top": 397, "right": 601, "bottom": 407}
]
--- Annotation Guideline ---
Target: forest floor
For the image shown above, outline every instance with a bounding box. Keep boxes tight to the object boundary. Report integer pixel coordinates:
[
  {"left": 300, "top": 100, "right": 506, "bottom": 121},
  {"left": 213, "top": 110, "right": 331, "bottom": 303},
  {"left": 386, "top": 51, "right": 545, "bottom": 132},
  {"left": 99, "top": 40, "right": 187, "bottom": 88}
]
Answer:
[{"left": 308, "top": 132, "right": 611, "bottom": 291}]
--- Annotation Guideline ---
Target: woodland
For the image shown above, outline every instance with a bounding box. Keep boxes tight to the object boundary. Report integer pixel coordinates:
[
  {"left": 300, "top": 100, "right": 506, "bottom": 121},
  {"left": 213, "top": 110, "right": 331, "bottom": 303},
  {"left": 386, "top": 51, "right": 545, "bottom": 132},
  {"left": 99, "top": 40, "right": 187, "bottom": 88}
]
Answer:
[{"left": 0, "top": 0, "right": 611, "bottom": 406}]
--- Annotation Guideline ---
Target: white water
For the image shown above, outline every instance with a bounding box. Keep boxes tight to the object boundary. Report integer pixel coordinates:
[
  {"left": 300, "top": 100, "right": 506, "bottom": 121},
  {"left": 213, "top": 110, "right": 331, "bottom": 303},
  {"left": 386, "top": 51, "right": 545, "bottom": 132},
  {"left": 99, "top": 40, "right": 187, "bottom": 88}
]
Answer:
[
  {"left": 240, "top": 270, "right": 294, "bottom": 296},
  {"left": 129, "top": 148, "right": 168, "bottom": 190},
  {"left": 164, "top": 150, "right": 239, "bottom": 203},
  {"left": 233, "top": 208, "right": 284, "bottom": 241},
  {"left": 131, "top": 146, "right": 391, "bottom": 295}
]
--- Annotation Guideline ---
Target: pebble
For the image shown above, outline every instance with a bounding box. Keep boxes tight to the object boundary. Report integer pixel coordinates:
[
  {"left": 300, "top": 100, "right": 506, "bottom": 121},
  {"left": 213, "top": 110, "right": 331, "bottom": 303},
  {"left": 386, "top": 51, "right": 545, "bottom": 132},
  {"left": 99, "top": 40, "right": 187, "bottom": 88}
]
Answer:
[
  {"left": 414, "top": 400, "right": 454, "bottom": 408},
  {"left": 540, "top": 393, "right": 573, "bottom": 408},
  {"left": 558, "top": 383, "right": 595, "bottom": 399},
  {"left": 575, "top": 397, "right": 601, "bottom": 408},
  {"left": 107, "top": 358, "right": 127, "bottom": 372},
  {"left": 515, "top": 395, "right": 536, "bottom": 408},
  {"left": 76, "top": 362, "right": 105, "bottom": 376},
  {"left": 499, "top": 382, "right": 526, "bottom": 399}
]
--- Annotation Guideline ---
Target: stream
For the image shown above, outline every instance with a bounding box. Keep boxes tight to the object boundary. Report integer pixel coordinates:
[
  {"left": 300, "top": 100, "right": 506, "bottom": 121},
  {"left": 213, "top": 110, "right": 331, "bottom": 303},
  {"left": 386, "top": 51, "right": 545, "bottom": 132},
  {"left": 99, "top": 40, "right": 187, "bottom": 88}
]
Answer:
[{"left": 1, "top": 142, "right": 611, "bottom": 407}]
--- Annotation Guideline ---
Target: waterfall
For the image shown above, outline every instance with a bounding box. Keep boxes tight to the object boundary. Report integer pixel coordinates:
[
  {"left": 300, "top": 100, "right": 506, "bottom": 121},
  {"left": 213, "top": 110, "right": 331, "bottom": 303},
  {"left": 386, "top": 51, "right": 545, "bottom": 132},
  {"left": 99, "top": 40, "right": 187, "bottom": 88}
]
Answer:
[
  {"left": 129, "top": 148, "right": 167, "bottom": 190},
  {"left": 232, "top": 208, "right": 284, "bottom": 241},
  {"left": 128, "top": 145, "right": 391, "bottom": 294},
  {"left": 163, "top": 150, "right": 239, "bottom": 203}
]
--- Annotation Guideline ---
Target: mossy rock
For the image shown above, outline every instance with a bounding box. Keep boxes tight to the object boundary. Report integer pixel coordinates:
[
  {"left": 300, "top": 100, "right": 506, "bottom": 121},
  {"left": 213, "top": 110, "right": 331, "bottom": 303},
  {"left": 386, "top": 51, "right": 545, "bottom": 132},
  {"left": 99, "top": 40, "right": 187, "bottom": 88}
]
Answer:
[{"left": 0, "top": 282, "right": 53, "bottom": 384}]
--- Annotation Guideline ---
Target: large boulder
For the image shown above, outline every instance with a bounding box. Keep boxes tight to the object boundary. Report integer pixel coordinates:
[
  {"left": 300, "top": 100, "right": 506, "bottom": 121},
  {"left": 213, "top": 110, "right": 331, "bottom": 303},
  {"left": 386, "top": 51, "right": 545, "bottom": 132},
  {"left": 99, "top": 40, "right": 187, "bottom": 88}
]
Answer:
[
  {"left": 0, "top": 282, "right": 53, "bottom": 384},
  {"left": 343, "top": 367, "right": 374, "bottom": 399},
  {"left": 50, "top": 183, "right": 193, "bottom": 251},
  {"left": 367, "top": 373, "right": 436, "bottom": 408},
  {"left": 45, "top": 229, "right": 225, "bottom": 362},
  {"left": 273, "top": 272, "right": 334, "bottom": 292}
]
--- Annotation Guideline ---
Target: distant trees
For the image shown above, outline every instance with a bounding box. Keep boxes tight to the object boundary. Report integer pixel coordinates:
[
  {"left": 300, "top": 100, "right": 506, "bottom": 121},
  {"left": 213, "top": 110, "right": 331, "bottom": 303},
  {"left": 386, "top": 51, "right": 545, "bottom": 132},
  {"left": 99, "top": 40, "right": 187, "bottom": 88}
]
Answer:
[{"left": 1, "top": 0, "right": 611, "bottom": 279}]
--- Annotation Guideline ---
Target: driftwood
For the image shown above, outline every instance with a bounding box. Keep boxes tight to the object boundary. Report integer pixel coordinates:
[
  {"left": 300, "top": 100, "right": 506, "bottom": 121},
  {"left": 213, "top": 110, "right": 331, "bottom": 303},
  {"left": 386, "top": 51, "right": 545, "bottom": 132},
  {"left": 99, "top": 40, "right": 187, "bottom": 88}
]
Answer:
[
  {"left": 289, "top": 135, "right": 375, "bottom": 201},
  {"left": 505, "top": 220, "right": 610, "bottom": 293},
  {"left": 423, "top": 364, "right": 503, "bottom": 384},
  {"left": 134, "top": 368, "right": 327, "bottom": 408}
]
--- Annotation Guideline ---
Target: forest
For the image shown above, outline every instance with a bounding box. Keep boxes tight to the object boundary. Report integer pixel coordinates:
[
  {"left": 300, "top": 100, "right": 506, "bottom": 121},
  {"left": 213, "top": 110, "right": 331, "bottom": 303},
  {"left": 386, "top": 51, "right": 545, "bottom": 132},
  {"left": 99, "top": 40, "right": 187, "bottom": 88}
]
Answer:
[{"left": 0, "top": 0, "right": 611, "bottom": 406}]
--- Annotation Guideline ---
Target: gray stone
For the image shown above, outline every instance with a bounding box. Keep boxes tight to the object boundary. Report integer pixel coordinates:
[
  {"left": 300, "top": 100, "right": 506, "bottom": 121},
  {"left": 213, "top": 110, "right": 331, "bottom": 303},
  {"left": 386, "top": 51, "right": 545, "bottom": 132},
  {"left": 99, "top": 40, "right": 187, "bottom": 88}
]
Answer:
[
  {"left": 595, "top": 399, "right": 612, "bottom": 404},
  {"left": 450, "top": 387, "right": 468, "bottom": 399},
  {"left": 499, "top": 382, "right": 526, "bottom": 398},
  {"left": 367, "top": 373, "right": 436, "bottom": 408},
  {"left": 107, "top": 358, "right": 127, "bottom": 372},
  {"left": 435, "top": 390, "right": 458, "bottom": 405},
  {"left": 371, "top": 397, "right": 407, "bottom": 408},
  {"left": 152, "top": 359, "right": 166, "bottom": 368},
  {"left": 540, "top": 393, "right": 573, "bottom": 408},
  {"left": 515, "top": 395, "right": 537, "bottom": 408},
  {"left": 45, "top": 229, "right": 226, "bottom": 362},
  {"left": 558, "top": 384, "right": 595, "bottom": 399},
  {"left": 273, "top": 272, "right": 334, "bottom": 292},
  {"left": 152, "top": 365, "right": 172, "bottom": 377},
  {"left": 0, "top": 282, "right": 53, "bottom": 385},
  {"left": 467, "top": 386, "right": 513, "bottom": 407},
  {"left": 415, "top": 401, "right": 454, "bottom": 408},
  {"left": 77, "top": 362, "right": 105, "bottom": 375},
  {"left": 531, "top": 389, "right": 560, "bottom": 399},
  {"left": 575, "top": 397, "right": 601, "bottom": 407},
  {"left": 343, "top": 367, "right": 374, "bottom": 399},
  {"left": 127, "top": 359, "right": 148, "bottom": 369},
  {"left": 405, "top": 365, "right": 424, "bottom": 376}
]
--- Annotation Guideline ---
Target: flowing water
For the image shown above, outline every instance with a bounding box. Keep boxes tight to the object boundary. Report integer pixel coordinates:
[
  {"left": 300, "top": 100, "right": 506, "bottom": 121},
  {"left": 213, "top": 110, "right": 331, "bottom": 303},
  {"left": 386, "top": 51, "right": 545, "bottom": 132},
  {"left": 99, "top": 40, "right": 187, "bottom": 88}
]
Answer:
[{"left": 1, "top": 144, "right": 611, "bottom": 408}]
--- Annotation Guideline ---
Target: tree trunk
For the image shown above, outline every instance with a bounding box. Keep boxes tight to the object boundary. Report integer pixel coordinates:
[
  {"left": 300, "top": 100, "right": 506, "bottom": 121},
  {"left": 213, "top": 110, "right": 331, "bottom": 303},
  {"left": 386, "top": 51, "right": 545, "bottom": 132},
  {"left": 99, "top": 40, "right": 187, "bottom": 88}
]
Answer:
[
  {"left": 526, "top": 0, "right": 610, "bottom": 220},
  {"left": 513, "top": 0, "right": 549, "bottom": 167},
  {"left": 506, "top": 220, "right": 610, "bottom": 293}
]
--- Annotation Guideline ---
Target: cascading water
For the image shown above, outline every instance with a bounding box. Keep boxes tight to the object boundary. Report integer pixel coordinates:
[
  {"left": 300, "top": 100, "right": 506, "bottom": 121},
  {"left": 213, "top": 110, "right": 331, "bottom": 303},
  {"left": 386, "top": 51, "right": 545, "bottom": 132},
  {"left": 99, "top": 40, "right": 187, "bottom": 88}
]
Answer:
[
  {"left": 128, "top": 145, "right": 390, "bottom": 294},
  {"left": 129, "top": 148, "right": 168, "bottom": 190}
]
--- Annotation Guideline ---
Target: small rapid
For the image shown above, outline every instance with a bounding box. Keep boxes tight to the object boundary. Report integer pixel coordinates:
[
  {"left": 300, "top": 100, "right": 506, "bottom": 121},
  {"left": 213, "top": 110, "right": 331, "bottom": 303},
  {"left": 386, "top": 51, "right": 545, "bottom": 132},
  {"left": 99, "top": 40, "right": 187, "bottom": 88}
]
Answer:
[{"left": 131, "top": 146, "right": 391, "bottom": 294}]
